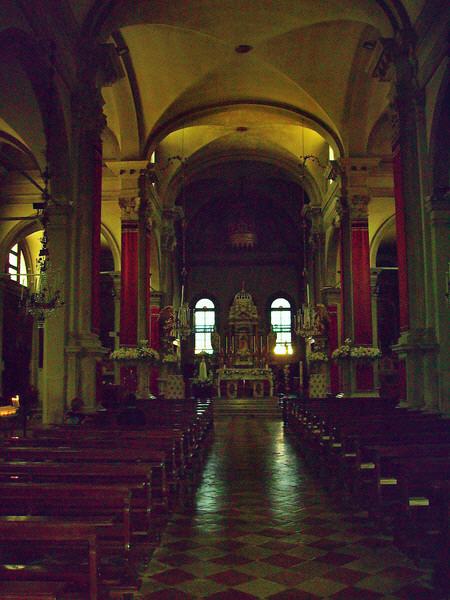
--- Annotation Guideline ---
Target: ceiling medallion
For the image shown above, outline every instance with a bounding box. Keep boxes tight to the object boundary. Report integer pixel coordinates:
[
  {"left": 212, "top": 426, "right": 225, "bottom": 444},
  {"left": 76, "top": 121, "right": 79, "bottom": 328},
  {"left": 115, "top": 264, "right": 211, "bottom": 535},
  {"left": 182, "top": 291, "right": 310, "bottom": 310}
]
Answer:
[
  {"left": 236, "top": 126, "right": 248, "bottom": 132},
  {"left": 235, "top": 44, "right": 253, "bottom": 54}
]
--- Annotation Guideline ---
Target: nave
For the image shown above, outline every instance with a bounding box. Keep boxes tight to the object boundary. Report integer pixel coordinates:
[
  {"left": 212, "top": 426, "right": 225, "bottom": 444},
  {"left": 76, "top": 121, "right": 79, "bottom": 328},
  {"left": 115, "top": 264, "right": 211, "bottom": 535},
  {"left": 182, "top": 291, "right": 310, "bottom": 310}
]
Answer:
[{"left": 139, "top": 414, "right": 436, "bottom": 600}]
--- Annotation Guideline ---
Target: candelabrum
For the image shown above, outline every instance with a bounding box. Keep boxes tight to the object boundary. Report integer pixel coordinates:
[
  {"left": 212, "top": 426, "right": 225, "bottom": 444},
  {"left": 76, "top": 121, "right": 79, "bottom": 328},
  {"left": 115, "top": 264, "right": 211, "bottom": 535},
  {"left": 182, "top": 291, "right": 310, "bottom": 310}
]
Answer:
[
  {"left": 174, "top": 303, "right": 192, "bottom": 340},
  {"left": 295, "top": 304, "right": 323, "bottom": 339}
]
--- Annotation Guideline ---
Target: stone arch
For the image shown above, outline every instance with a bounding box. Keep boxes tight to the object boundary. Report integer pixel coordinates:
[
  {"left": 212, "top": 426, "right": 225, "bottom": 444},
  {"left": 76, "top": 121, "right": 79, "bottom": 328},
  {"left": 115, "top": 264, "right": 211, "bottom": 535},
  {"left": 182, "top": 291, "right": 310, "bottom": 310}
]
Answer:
[
  {"left": 325, "top": 225, "right": 340, "bottom": 288},
  {"left": 370, "top": 214, "right": 396, "bottom": 267},
  {"left": 100, "top": 223, "right": 120, "bottom": 272}
]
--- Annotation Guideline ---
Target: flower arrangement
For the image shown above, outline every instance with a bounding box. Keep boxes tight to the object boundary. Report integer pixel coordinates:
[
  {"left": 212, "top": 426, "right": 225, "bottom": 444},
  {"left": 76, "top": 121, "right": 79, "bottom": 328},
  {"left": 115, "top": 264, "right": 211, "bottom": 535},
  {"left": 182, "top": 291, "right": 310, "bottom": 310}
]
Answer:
[
  {"left": 110, "top": 342, "right": 160, "bottom": 363},
  {"left": 332, "top": 338, "right": 381, "bottom": 361},
  {"left": 306, "top": 351, "right": 329, "bottom": 363},
  {"left": 162, "top": 352, "right": 178, "bottom": 363}
]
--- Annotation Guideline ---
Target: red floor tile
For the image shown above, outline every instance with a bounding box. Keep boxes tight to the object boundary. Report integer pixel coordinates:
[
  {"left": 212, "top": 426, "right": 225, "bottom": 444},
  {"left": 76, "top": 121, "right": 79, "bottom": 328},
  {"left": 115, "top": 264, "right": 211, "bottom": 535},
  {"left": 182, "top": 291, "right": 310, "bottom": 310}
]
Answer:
[
  {"left": 313, "top": 551, "right": 357, "bottom": 566},
  {"left": 150, "top": 568, "right": 195, "bottom": 585},
  {"left": 261, "top": 552, "right": 307, "bottom": 567},
  {"left": 329, "top": 587, "right": 384, "bottom": 599},
  {"left": 267, "top": 590, "right": 321, "bottom": 600},
  {"left": 211, "top": 553, "right": 253, "bottom": 566},
  {"left": 208, "top": 568, "right": 256, "bottom": 586},
  {"left": 142, "top": 590, "right": 194, "bottom": 600},
  {"left": 206, "top": 590, "right": 260, "bottom": 599},
  {"left": 325, "top": 567, "right": 368, "bottom": 584}
]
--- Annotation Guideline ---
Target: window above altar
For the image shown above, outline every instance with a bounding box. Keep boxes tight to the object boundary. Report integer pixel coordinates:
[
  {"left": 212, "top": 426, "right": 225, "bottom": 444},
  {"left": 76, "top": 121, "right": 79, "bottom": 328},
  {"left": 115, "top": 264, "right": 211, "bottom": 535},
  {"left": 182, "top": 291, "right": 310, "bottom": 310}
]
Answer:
[
  {"left": 194, "top": 298, "right": 215, "bottom": 354},
  {"left": 271, "top": 298, "right": 293, "bottom": 355}
]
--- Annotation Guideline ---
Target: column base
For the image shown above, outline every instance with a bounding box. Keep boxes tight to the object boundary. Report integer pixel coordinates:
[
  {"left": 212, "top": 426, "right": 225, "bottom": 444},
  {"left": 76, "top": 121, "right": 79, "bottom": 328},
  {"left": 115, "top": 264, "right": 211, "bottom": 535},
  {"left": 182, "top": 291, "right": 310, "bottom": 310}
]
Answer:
[
  {"left": 66, "top": 332, "right": 108, "bottom": 410},
  {"left": 393, "top": 327, "right": 439, "bottom": 411}
]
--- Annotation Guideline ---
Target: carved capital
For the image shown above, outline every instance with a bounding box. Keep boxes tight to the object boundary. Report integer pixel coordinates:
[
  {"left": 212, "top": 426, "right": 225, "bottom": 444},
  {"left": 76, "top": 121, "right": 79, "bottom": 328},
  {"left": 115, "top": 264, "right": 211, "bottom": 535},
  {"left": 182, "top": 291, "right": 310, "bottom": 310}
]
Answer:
[
  {"left": 349, "top": 195, "right": 369, "bottom": 220},
  {"left": 161, "top": 222, "right": 176, "bottom": 253},
  {"left": 72, "top": 84, "right": 106, "bottom": 137},
  {"left": 163, "top": 206, "right": 184, "bottom": 223},
  {"left": 119, "top": 197, "right": 139, "bottom": 220}
]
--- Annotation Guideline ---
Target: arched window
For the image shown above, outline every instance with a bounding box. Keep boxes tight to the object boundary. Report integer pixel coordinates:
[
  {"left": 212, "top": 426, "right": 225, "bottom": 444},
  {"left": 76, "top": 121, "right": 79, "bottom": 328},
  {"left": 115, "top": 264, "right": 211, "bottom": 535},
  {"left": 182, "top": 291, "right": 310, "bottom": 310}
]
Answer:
[
  {"left": 7, "top": 243, "right": 28, "bottom": 287},
  {"left": 194, "top": 298, "right": 215, "bottom": 354},
  {"left": 270, "top": 298, "right": 293, "bottom": 355}
]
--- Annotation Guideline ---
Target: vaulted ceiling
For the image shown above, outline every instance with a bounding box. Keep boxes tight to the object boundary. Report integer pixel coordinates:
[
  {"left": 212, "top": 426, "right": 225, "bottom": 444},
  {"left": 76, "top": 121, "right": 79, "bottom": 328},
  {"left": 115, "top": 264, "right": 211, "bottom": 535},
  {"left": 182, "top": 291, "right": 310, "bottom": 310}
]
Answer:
[{"left": 85, "top": 0, "right": 424, "bottom": 191}]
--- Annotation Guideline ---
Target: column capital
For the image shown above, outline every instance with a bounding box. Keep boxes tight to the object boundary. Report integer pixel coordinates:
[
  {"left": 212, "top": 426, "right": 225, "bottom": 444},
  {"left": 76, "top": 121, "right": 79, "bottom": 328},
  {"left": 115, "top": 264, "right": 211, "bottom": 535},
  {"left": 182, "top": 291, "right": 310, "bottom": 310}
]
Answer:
[
  {"left": 163, "top": 206, "right": 184, "bottom": 222},
  {"left": 72, "top": 83, "right": 106, "bottom": 138},
  {"left": 302, "top": 204, "right": 323, "bottom": 229},
  {"left": 321, "top": 286, "right": 340, "bottom": 306},
  {"left": 119, "top": 197, "right": 139, "bottom": 220},
  {"left": 349, "top": 195, "right": 370, "bottom": 221}
]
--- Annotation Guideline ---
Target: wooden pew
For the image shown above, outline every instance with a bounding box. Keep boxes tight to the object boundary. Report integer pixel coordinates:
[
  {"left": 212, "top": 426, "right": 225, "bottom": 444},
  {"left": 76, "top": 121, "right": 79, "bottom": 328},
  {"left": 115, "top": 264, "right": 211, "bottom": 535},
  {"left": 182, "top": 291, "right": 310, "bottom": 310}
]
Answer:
[
  {"left": 1, "top": 445, "right": 170, "bottom": 508},
  {"left": 0, "top": 517, "right": 101, "bottom": 599},
  {"left": 0, "top": 461, "right": 156, "bottom": 539},
  {"left": 0, "top": 581, "right": 69, "bottom": 599},
  {"left": 0, "top": 482, "right": 132, "bottom": 553}
]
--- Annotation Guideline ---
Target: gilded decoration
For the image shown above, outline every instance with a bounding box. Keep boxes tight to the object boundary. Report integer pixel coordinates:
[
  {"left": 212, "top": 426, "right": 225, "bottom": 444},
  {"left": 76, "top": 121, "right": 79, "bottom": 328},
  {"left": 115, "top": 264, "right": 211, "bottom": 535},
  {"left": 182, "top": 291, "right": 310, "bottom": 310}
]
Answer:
[{"left": 228, "top": 288, "right": 258, "bottom": 323}]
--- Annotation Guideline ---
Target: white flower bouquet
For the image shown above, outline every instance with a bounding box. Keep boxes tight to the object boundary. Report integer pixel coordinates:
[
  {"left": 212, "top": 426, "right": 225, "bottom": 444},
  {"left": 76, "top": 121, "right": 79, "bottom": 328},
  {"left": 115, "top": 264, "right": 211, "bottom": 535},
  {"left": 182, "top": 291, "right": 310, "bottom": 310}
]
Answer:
[
  {"left": 332, "top": 338, "right": 381, "bottom": 361},
  {"left": 110, "top": 342, "right": 160, "bottom": 363},
  {"left": 306, "top": 351, "right": 329, "bottom": 363}
]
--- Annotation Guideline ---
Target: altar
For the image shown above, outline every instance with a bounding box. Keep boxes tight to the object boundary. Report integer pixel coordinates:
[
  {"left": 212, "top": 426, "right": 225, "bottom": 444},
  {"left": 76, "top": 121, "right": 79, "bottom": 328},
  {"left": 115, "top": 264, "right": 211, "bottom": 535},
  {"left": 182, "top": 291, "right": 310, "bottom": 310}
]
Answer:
[
  {"left": 217, "top": 367, "right": 273, "bottom": 398},
  {"left": 215, "top": 286, "right": 275, "bottom": 398}
]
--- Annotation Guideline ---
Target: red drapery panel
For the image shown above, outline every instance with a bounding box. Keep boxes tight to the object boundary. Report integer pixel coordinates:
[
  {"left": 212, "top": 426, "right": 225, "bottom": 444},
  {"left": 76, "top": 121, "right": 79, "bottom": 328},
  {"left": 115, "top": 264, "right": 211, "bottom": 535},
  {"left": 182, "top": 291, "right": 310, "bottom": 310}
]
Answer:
[
  {"left": 120, "top": 223, "right": 139, "bottom": 346},
  {"left": 351, "top": 222, "right": 372, "bottom": 345}
]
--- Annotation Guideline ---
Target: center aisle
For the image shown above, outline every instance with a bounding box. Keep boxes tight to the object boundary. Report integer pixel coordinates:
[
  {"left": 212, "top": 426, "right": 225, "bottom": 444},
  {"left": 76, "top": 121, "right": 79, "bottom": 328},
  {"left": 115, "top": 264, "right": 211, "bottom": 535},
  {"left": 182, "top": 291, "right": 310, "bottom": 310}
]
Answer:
[{"left": 140, "top": 416, "right": 434, "bottom": 599}]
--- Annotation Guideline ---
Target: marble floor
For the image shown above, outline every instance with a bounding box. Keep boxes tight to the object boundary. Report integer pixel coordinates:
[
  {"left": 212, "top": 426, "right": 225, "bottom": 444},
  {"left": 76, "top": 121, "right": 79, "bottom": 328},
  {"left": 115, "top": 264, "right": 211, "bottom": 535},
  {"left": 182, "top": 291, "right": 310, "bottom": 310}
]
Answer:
[{"left": 139, "top": 416, "right": 439, "bottom": 599}]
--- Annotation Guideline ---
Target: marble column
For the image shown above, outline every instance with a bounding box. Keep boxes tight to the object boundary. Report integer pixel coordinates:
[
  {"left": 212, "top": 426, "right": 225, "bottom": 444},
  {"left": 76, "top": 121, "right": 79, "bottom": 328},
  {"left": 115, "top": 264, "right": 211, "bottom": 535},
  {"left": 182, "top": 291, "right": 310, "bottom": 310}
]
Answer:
[
  {"left": 370, "top": 269, "right": 380, "bottom": 394},
  {"left": 425, "top": 188, "right": 450, "bottom": 413},
  {"left": 321, "top": 286, "right": 340, "bottom": 395},
  {"left": 43, "top": 205, "right": 71, "bottom": 423},
  {"left": 65, "top": 83, "right": 107, "bottom": 413},
  {"left": 385, "top": 45, "right": 438, "bottom": 410}
]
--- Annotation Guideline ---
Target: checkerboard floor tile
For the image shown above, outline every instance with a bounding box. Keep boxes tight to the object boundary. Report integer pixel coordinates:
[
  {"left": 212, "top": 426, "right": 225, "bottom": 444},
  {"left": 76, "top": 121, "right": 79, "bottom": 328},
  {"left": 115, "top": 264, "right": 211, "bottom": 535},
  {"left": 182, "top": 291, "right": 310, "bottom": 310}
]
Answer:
[{"left": 140, "top": 416, "right": 441, "bottom": 599}]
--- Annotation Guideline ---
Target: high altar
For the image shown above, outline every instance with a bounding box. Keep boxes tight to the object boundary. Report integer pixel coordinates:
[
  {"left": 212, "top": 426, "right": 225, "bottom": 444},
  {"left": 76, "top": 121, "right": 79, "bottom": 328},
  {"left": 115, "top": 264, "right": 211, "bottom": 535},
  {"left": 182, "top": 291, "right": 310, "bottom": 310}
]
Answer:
[{"left": 217, "top": 288, "right": 273, "bottom": 398}]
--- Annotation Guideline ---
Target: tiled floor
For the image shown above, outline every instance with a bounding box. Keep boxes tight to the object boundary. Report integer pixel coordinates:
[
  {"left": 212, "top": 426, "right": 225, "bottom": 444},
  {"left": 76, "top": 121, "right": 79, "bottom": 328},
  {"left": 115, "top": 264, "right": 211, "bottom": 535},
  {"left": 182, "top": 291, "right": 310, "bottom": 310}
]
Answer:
[{"left": 140, "top": 416, "right": 439, "bottom": 599}]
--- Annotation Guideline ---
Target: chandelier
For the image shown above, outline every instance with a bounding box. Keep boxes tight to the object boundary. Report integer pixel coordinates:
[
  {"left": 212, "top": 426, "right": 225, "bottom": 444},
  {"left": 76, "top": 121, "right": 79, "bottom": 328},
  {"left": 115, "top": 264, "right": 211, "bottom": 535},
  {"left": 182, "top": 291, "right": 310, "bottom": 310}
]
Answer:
[{"left": 22, "top": 207, "right": 64, "bottom": 328}]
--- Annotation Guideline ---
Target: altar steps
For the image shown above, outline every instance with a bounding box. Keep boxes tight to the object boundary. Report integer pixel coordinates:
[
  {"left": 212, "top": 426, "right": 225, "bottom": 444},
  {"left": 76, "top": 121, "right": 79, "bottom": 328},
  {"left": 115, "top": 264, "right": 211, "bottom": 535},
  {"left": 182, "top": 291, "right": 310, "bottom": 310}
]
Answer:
[{"left": 213, "top": 397, "right": 282, "bottom": 418}]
